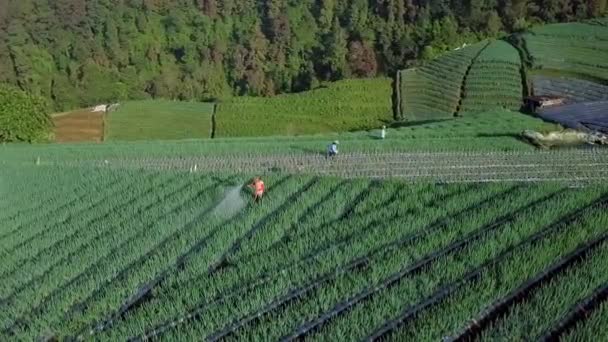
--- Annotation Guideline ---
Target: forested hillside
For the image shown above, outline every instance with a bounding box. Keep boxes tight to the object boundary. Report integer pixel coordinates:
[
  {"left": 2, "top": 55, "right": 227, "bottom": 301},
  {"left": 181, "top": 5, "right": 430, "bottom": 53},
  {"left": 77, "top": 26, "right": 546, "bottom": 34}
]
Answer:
[{"left": 0, "top": 0, "right": 606, "bottom": 111}]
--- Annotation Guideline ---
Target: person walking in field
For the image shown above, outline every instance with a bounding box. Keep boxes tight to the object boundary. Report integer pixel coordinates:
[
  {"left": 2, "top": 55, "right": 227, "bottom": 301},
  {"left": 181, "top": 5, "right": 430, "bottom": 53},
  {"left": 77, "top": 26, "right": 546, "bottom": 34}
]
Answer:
[
  {"left": 327, "top": 141, "right": 339, "bottom": 159},
  {"left": 249, "top": 176, "right": 265, "bottom": 203},
  {"left": 380, "top": 125, "right": 386, "bottom": 139}
]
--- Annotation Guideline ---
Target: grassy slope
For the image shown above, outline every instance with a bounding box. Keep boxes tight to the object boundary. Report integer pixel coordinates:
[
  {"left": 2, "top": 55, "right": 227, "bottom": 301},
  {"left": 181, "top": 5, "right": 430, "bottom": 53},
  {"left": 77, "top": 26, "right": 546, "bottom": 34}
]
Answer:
[
  {"left": 215, "top": 78, "right": 393, "bottom": 137},
  {"left": 398, "top": 41, "right": 488, "bottom": 121},
  {"left": 523, "top": 21, "right": 608, "bottom": 81},
  {"left": 459, "top": 40, "right": 523, "bottom": 113},
  {"left": 105, "top": 100, "right": 215, "bottom": 141}
]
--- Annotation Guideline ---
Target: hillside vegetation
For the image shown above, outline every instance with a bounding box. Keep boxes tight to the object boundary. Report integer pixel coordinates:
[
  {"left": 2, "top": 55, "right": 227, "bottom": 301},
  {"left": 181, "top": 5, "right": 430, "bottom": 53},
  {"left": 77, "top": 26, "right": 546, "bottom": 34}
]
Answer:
[
  {"left": 53, "top": 79, "right": 392, "bottom": 141},
  {"left": 459, "top": 40, "right": 523, "bottom": 113},
  {"left": 523, "top": 21, "right": 608, "bottom": 81},
  {"left": 215, "top": 78, "right": 392, "bottom": 137},
  {"left": 396, "top": 18, "right": 608, "bottom": 121},
  {"left": 396, "top": 42, "right": 488, "bottom": 121},
  {"left": 1, "top": 1, "right": 606, "bottom": 111},
  {"left": 0, "top": 85, "right": 51, "bottom": 143},
  {"left": 398, "top": 40, "right": 526, "bottom": 121},
  {"left": 106, "top": 100, "right": 215, "bottom": 141}
]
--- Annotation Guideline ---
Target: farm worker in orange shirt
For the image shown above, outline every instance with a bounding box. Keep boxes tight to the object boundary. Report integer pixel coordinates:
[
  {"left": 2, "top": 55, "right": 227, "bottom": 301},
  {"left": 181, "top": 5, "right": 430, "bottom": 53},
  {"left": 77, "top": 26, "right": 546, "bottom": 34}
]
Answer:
[{"left": 249, "top": 177, "right": 265, "bottom": 203}]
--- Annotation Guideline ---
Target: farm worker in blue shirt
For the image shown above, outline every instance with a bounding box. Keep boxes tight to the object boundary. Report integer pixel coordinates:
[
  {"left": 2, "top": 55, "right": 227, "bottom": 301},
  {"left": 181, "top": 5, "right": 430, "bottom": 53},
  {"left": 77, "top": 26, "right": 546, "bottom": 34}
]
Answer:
[{"left": 327, "top": 141, "right": 339, "bottom": 158}]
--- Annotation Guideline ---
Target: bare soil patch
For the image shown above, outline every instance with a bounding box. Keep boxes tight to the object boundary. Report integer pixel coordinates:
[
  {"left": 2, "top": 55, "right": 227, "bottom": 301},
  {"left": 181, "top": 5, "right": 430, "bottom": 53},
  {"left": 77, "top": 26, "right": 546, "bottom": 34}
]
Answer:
[{"left": 53, "top": 110, "right": 104, "bottom": 143}]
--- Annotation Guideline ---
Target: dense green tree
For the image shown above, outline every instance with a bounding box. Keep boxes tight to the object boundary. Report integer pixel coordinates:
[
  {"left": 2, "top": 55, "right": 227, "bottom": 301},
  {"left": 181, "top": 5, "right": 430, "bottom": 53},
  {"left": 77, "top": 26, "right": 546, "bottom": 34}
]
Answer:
[
  {"left": 319, "top": 18, "right": 348, "bottom": 80},
  {"left": 0, "top": 84, "right": 51, "bottom": 142},
  {"left": 0, "top": 0, "right": 604, "bottom": 111}
]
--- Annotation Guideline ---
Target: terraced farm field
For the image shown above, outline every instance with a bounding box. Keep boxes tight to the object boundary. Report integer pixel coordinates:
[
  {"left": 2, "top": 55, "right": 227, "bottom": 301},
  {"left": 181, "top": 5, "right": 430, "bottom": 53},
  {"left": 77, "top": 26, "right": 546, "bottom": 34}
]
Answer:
[
  {"left": 215, "top": 78, "right": 392, "bottom": 137},
  {"left": 459, "top": 41, "right": 523, "bottom": 114},
  {"left": 524, "top": 22, "right": 608, "bottom": 81},
  {"left": 397, "top": 41, "right": 488, "bottom": 121},
  {"left": 2, "top": 110, "right": 560, "bottom": 166},
  {"left": 2, "top": 144, "right": 608, "bottom": 340},
  {"left": 52, "top": 110, "right": 105, "bottom": 143},
  {"left": 105, "top": 100, "right": 216, "bottom": 141}
]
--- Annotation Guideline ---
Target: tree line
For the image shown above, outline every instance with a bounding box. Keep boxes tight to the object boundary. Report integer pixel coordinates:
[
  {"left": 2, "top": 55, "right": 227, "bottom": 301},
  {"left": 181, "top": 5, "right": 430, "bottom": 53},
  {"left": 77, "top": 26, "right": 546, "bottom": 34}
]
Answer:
[{"left": 0, "top": 0, "right": 606, "bottom": 111}]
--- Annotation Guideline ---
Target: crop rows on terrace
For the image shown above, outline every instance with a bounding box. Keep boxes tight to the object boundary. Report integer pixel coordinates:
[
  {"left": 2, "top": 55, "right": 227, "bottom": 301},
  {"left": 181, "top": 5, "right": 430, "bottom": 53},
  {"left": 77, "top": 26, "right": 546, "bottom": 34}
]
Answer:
[
  {"left": 398, "top": 41, "right": 489, "bottom": 121},
  {"left": 89, "top": 148, "right": 608, "bottom": 184},
  {"left": 214, "top": 78, "right": 392, "bottom": 137},
  {"left": 104, "top": 100, "right": 216, "bottom": 141},
  {"left": 1, "top": 164, "right": 608, "bottom": 340},
  {"left": 524, "top": 22, "right": 608, "bottom": 81},
  {"left": 0, "top": 108, "right": 561, "bottom": 168},
  {"left": 459, "top": 41, "right": 523, "bottom": 114}
]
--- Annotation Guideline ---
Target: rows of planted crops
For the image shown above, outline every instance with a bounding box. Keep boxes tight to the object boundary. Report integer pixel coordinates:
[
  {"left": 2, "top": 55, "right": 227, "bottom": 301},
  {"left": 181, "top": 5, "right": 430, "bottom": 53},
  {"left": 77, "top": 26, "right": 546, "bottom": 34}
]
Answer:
[
  {"left": 0, "top": 108, "right": 562, "bottom": 170},
  {"left": 398, "top": 41, "right": 488, "bottom": 121},
  {"left": 214, "top": 78, "right": 392, "bottom": 137},
  {"left": 524, "top": 22, "right": 608, "bottom": 82},
  {"left": 95, "top": 149, "right": 608, "bottom": 183},
  {"left": 1, "top": 163, "right": 608, "bottom": 340},
  {"left": 399, "top": 39, "right": 526, "bottom": 121},
  {"left": 459, "top": 40, "right": 523, "bottom": 114}
]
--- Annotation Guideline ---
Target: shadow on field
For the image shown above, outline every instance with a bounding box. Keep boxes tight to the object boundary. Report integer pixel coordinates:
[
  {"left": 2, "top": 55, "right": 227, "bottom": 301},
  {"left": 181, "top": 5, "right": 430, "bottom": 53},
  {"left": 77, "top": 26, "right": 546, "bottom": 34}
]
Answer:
[
  {"left": 289, "top": 145, "right": 326, "bottom": 156},
  {"left": 387, "top": 118, "right": 454, "bottom": 128},
  {"left": 476, "top": 133, "right": 521, "bottom": 138},
  {"left": 477, "top": 132, "right": 537, "bottom": 148}
]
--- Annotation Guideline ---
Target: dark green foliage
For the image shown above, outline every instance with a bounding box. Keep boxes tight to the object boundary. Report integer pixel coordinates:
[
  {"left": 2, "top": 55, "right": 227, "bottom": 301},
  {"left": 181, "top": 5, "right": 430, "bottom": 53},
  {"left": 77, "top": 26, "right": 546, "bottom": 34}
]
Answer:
[
  {"left": 0, "top": 84, "right": 52, "bottom": 143},
  {"left": 0, "top": 0, "right": 604, "bottom": 112}
]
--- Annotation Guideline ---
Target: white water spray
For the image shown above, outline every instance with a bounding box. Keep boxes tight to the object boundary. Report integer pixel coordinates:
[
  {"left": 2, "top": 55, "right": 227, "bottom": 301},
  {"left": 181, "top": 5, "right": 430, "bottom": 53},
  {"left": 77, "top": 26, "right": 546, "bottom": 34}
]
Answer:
[{"left": 212, "top": 185, "right": 246, "bottom": 218}]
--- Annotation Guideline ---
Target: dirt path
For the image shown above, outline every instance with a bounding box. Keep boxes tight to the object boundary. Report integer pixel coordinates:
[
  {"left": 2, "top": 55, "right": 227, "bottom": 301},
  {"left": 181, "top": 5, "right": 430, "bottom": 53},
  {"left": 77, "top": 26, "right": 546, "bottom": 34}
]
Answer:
[
  {"left": 53, "top": 110, "right": 104, "bottom": 143},
  {"left": 90, "top": 149, "right": 608, "bottom": 183}
]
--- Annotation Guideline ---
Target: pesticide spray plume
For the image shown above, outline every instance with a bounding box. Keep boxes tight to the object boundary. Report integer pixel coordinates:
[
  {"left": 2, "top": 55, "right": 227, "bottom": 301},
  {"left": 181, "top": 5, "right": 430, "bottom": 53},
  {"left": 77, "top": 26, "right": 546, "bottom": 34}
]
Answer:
[{"left": 212, "top": 184, "right": 246, "bottom": 219}]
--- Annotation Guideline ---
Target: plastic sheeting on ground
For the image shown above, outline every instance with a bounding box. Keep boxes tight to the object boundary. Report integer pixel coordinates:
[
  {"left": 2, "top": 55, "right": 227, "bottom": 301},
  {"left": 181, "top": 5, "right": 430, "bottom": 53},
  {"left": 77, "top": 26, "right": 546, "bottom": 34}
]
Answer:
[{"left": 538, "top": 101, "right": 608, "bottom": 134}]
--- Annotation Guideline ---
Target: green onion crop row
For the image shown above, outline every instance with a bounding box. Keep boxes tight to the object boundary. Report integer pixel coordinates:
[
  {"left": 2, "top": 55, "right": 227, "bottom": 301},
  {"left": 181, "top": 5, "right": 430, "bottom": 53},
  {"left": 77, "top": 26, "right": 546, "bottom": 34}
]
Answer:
[
  {"left": 0, "top": 172, "right": 190, "bottom": 300},
  {"left": 58, "top": 176, "right": 309, "bottom": 338},
  {"left": 376, "top": 193, "right": 608, "bottom": 341},
  {"left": 481, "top": 246, "right": 608, "bottom": 340},
  {"left": 227, "top": 186, "right": 567, "bottom": 341},
  {"left": 286, "top": 187, "right": 601, "bottom": 341},
  {"left": 562, "top": 298, "right": 608, "bottom": 342},
  {"left": 124, "top": 185, "right": 538, "bottom": 340},
  {"left": 0, "top": 167, "right": 131, "bottom": 248},
  {"left": 0, "top": 166, "right": 109, "bottom": 230},
  {"left": 0, "top": 170, "right": 164, "bottom": 278},
  {"left": 2, "top": 175, "right": 230, "bottom": 339},
  {"left": 108, "top": 183, "right": 498, "bottom": 338},
  {"left": 110, "top": 183, "right": 497, "bottom": 339}
]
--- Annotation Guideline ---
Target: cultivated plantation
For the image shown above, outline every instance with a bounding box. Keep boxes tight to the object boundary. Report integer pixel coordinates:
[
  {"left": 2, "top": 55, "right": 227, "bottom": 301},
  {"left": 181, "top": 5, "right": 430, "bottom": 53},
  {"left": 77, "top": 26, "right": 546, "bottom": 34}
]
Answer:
[
  {"left": 215, "top": 78, "right": 393, "bottom": 137},
  {"left": 396, "top": 39, "right": 528, "bottom": 121},
  {"left": 396, "top": 42, "right": 488, "bottom": 121},
  {"left": 2, "top": 8, "right": 608, "bottom": 342},
  {"left": 524, "top": 21, "right": 608, "bottom": 81},
  {"left": 459, "top": 41, "right": 523, "bottom": 113},
  {"left": 52, "top": 110, "right": 105, "bottom": 143},
  {"left": 54, "top": 78, "right": 392, "bottom": 141},
  {"left": 106, "top": 100, "right": 216, "bottom": 141},
  {"left": 1, "top": 159, "right": 608, "bottom": 340}
]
